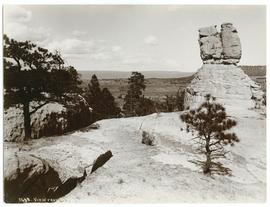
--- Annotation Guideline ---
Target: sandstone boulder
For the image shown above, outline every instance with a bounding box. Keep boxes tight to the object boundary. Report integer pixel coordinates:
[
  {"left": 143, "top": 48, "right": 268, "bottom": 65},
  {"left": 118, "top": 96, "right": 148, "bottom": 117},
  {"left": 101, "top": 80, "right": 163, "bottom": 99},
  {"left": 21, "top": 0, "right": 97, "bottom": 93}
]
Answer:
[
  {"left": 221, "top": 23, "right": 242, "bottom": 64},
  {"left": 4, "top": 94, "right": 93, "bottom": 142},
  {"left": 4, "top": 146, "right": 106, "bottom": 202},
  {"left": 198, "top": 23, "right": 241, "bottom": 65},
  {"left": 4, "top": 151, "right": 61, "bottom": 202},
  {"left": 199, "top": 35, "right": 223, "bottom": 63}
]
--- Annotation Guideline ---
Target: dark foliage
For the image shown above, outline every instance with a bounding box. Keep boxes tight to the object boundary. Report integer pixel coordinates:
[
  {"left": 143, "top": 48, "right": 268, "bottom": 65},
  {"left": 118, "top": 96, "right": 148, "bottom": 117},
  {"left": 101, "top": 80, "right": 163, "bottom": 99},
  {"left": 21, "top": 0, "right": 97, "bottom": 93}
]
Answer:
[
  {"left": 123, "top": 72, "right": 145, "bottom": 116},
  {"left": 153, "top": 90, "right": 185, "bottom": 113},
  {"left": 141, "top": 131, "right": 155, "bottom": 146},
  {"left": 3, "top": 34, "right": 82, "bottom": 140},
  {"left": 84, "top": 74, "right": 120, "bottom": 120},
  {"left": 162, "top": 89, "right": 185, "bottom": 112},
  {"left": 123, "top": 72, "right": 157, "bottom": 116},
  {"left": 47, "top": 66, "right": 82, "bottom": 96},
  {"left": 100, "top": 88, "right": 121, "bottom": 118},
  {"left": 180, "top": 94, "right": 239, "bottom": 175},
  {"left": 262, "top": 92, "right": 266, "bottom": 106}
]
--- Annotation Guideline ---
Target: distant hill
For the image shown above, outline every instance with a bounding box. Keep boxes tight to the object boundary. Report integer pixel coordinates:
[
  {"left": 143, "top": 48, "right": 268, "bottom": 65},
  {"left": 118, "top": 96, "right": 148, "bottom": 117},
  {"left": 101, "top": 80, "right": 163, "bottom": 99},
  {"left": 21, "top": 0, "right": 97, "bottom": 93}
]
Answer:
[
  {"left": 78, "top": 70, "right": 194, "bottom": 79},
  {"left": 240, "top": 65, "right": 266, "bottom": 76},
  {"left": 240, "top": 65, "right": 266, "bottom": 91},
  {"left": 78, "top": 66, "right": 266, "bottom": 80}
]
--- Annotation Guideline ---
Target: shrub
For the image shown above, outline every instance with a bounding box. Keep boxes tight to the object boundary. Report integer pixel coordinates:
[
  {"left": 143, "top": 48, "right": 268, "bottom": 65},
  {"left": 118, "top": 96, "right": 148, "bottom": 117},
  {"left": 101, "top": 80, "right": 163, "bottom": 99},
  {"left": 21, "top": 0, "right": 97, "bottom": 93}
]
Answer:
[{"left": 141, "top": 131, "right": 156, "bottom": 146}]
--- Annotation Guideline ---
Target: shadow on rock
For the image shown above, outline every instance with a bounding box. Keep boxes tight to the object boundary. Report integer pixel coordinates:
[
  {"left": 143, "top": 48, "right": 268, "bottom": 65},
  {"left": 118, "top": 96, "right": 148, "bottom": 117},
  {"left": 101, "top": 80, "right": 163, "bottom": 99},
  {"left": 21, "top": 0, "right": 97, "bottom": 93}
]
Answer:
[{"left": 4, "top": 150, "right": 113, "bottom": 203}]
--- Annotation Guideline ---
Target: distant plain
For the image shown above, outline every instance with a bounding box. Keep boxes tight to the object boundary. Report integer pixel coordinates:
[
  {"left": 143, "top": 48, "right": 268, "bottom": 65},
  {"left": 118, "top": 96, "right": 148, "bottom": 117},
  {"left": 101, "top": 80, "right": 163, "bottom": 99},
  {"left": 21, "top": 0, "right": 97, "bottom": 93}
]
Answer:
[{"left": 79, "top": 66, "right": 266, "bottom": 108}]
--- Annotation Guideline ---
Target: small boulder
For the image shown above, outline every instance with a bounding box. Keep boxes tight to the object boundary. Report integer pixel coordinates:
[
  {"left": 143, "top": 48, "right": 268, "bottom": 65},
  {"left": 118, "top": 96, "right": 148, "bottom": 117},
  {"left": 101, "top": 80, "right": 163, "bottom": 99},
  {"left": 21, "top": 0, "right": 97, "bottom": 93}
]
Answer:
[
  {"left": 91, "top": 150, "right": 113, "bottom": 174},
  {"left": 4, "top": 94, "right": 93, "bottom": 142}
]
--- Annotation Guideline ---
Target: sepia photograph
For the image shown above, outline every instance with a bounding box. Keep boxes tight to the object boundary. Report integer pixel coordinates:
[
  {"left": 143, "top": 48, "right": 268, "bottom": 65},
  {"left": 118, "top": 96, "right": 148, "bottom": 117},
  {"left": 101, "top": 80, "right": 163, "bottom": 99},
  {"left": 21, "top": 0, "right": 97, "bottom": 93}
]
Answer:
[{"left": 1, "top": 1, "right": 268, "bottom": 205}]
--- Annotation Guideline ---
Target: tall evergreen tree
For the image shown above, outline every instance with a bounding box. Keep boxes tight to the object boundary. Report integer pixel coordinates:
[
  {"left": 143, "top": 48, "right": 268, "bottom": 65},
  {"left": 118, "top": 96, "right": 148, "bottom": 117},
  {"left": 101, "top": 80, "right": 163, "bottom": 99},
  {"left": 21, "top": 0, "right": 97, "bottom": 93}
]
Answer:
[
  {"left": 101, "top": 88, "right": 121, "bottom": 118},
  {"left": 123, "top": 72, "right": 146, "bottom": 116},
  {"left": 85, "top": 74, "right": 119, "bottom": 120},
  {"left": 85, "top": 74, "right": 103, "bottom": 120}
]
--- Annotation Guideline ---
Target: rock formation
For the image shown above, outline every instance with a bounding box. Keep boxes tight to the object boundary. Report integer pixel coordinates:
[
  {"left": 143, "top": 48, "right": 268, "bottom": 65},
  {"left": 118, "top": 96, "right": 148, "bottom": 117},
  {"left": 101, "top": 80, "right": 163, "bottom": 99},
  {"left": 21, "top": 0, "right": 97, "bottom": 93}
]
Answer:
[
  {"left": 4, "top": 94, "right": 93, "bottom": 142},
  {"left": 4, "top": 147, "right": 111, "bottom": 202},
  {"left": 199, "top": 23, "right": 241, "bottom": 65},
  {"left": 185, "top": 23, "right": 264, "bottom": 111},
  {"left": 4, "top": 151, "right": 62, "bottom": 202},
  {"left": 184, "top": 64, "right": 264, "bottom": 110}
]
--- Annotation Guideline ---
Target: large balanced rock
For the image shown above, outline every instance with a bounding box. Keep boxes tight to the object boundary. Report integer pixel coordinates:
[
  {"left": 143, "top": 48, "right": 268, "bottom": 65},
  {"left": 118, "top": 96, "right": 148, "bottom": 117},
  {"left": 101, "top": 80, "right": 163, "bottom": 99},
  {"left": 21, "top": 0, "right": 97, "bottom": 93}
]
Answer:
[
  {"left": 198, "top": 23, "right": 241, "bottom": 64},
  {"left": 188, "top": 23, "right": 263, "bottom": 111},
  {"left": 4, "top": 94, "right": 93, "bottom": 142}
]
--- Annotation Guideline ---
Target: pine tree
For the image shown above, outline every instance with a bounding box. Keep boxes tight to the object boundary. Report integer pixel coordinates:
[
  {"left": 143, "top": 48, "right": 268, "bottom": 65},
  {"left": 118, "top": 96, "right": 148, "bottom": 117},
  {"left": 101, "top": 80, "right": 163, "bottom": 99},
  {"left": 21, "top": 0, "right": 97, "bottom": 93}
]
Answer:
[
  {"left": 3, "top": 35, "right": 82, "bottom": 140},
  {"left": 101, "top": 88, "right": 121, "bottom": 118},
  {"left": 176, "top": 89, "right": 185, "bottom": 111},
  {"left": 180, "top": 94, "right": 239, "bottom": 175},
  {"left": 123, "top": 72, "right": 146, "bottom": 116},
  {"left": 85, "top": 75, "right": 119, "bottom": 120}
]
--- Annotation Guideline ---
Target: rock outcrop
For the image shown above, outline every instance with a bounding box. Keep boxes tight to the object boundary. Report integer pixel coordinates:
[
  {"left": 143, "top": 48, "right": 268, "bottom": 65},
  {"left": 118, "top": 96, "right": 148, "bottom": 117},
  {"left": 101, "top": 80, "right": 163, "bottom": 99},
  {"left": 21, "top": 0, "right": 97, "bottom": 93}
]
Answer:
[
  {"left": 199, "top": 23, "right": 241, "bottom": 65},
  {"left": 4, "top": 147, "right": 110, "bottom": 202},
  {"left": 185, "top": 23, "right": 264, "bottom": 111},
  {"left": 184, "top": 64, "right": 264, "bottom": 110},
  {"left": 4, "top": 151, "right": 62, "bottom": 202},
  {"left": 4, "top": 94, "right": 93, "bottom": 142}
]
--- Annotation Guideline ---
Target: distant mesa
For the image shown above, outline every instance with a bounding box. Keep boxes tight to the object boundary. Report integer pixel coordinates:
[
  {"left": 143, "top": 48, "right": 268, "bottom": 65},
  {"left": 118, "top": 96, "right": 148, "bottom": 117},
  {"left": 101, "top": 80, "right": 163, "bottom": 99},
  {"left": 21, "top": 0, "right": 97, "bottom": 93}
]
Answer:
[{"left": 199, "top": 23, "right": 241, "bottom": 65}]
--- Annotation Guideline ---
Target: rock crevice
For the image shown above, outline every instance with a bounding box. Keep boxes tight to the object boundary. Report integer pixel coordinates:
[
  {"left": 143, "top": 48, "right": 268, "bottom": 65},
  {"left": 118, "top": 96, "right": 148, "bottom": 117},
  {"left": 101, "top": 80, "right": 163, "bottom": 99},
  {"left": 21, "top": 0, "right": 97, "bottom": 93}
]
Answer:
[
  {"left": 199, "top": 23, "right": 241, "bottom": 65},
  {"left": 4, "top": 150, "right": 113, "bottom": 203}
]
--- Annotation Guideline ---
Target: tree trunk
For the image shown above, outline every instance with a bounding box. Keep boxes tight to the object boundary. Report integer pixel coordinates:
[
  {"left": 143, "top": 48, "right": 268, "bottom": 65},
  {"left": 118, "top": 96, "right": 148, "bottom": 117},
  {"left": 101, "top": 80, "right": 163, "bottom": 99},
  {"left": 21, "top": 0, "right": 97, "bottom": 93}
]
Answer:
[
  {"left": 23, "top": 101, "right": 31, "bottom": 141},
  {"left": 203, "top": 137, "right": 211, "bottom": 174}
]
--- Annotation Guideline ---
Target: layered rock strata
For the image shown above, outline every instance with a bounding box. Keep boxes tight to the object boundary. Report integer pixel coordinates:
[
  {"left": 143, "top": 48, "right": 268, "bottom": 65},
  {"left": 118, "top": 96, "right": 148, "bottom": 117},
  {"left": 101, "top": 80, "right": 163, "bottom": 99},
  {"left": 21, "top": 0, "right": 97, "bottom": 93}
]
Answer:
[{"left": 184, "top": 64, "right": 264, "bottom": 110}]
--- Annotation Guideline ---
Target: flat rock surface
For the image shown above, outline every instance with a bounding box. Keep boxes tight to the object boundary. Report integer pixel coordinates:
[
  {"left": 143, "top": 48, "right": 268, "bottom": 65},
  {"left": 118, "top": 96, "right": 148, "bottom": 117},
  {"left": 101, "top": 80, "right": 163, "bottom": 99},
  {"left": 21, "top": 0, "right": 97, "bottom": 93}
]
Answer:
[
  {"left": 4, "top": 64, "right": 266, "bottom": 202},
  {"left": 59, "top": 110, "right": 265, "bottom": 202},
  {"left": 4, "top": 107, "right": 266, "bottom": 202}
]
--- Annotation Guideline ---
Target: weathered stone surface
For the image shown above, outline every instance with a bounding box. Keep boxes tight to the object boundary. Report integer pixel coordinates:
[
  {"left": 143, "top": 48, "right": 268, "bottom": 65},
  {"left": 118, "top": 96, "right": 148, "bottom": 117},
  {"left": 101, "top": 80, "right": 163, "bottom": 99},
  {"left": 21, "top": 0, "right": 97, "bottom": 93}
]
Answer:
[
  {"left": 4, "top": 151, "right": 61, "bottom": 202},
  {"left": 184, "top": 64, "right": 264, "bottom": 110},
  {"left": 4, "top": 94, "right": 93, "bottom": 142},
  {"left": 4, "top": 145, "right": 107, "bottom": 202},
  {"left": 199, "top": 36, "right": 223, "bottom": 62},
  {"left": 221, "top": 23, "right": 242, "bottom": 64},
  {"left": 198, "top": 25, "right": 218, "bottom": 37},
  {"left": 198, "top": 23, "right": 241, "bottom": 65}
]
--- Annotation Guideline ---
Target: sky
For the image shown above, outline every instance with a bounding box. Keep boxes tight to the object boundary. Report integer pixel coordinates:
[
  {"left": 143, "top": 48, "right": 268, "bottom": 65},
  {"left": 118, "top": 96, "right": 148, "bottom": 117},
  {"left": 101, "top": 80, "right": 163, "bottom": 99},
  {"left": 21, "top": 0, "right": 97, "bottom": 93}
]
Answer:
[{"left": 3, "top": 5, "right": 266, "bottom": 72}]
